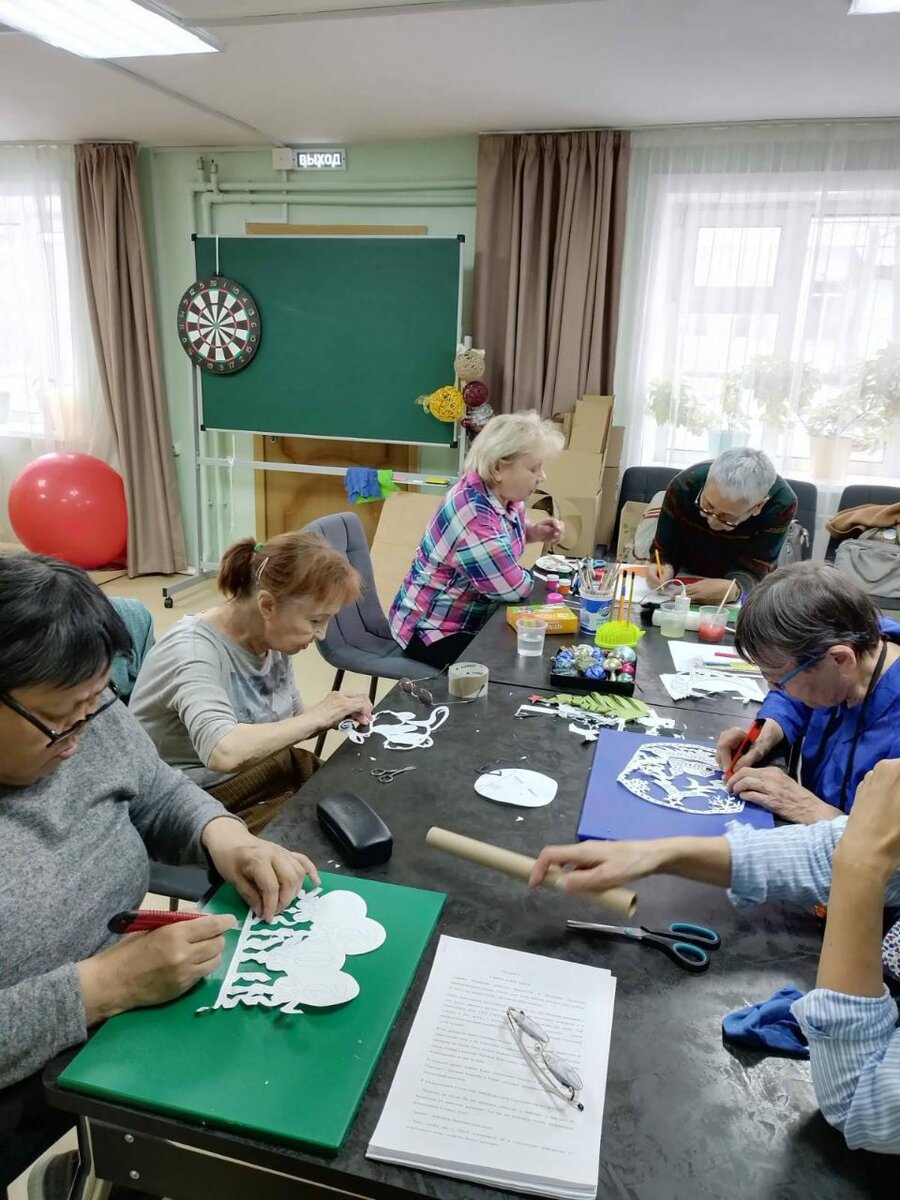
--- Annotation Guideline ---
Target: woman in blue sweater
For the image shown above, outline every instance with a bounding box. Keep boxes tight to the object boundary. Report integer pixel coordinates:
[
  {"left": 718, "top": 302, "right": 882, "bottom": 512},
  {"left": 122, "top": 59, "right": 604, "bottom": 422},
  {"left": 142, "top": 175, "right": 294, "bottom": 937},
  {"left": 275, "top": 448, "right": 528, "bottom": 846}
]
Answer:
[{"left": 716, "top": 561, "right": 900, "bottom": 823}]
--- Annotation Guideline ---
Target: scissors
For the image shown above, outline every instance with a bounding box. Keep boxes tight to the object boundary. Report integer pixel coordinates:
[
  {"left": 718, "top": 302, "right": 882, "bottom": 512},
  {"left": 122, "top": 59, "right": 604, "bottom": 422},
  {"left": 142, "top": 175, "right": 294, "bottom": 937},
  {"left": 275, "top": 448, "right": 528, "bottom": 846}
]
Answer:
[
  {"left": 567, "top": 919, "right": 721, "bottom": 973},
  {"left": 370, "top": 766, "right": 417, "bottom": 784}
]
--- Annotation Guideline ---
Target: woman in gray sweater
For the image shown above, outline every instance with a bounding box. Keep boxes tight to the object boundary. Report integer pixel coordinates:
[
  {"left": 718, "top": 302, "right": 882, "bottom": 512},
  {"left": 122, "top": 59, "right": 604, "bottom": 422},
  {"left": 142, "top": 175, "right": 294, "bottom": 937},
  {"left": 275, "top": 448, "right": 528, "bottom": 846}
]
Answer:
[{"left": 0, "top": 555, "right": 318, "bottom": 1193}]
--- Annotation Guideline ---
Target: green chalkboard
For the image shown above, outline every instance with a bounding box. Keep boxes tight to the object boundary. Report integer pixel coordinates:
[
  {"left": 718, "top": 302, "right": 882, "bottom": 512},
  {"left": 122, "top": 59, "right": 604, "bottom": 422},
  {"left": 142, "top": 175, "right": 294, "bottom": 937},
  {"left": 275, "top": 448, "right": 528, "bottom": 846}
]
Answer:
[
  {"left": 194, "top": 235, "right": 461, "bottom": 444},
  {"left": 58, "top": 874, "right": 445, "bottom": 1154}
]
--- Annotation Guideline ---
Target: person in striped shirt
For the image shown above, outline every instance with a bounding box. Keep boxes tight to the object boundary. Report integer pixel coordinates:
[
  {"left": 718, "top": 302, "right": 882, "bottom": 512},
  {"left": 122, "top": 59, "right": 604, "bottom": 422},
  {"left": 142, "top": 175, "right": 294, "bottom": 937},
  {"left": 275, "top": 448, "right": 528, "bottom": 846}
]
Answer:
[
  {"left": 531, "top": 762, "right": 900, "bottom": 1153},
  {"left": 390, "top": 412, "right": 566, "bottom": 670}
]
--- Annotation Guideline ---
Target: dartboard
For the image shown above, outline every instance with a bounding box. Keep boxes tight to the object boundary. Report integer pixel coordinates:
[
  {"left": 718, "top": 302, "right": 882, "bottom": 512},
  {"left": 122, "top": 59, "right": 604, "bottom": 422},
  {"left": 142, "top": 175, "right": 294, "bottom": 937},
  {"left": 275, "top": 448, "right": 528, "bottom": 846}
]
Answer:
[{"left": 177, "top": 276, "right": 261, "bottom": 373}]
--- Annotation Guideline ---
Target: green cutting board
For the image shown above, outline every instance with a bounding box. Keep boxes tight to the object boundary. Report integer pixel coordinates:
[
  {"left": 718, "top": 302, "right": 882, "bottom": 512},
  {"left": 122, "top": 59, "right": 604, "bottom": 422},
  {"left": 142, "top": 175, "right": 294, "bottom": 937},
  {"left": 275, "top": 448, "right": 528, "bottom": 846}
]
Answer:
[{"left": 59, "top": 873, "right": 445, "bottom": 1154}]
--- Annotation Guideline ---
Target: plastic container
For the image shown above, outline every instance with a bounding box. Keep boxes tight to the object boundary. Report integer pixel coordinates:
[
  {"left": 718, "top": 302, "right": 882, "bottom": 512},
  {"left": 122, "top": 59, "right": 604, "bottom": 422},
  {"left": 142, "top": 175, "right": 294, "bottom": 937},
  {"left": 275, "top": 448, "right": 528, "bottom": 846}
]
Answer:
[
  {"left": 698, "top": 605, "right": 728, "bottom": 644},
  {"left": 517, "top": 617, "right": 548, "bottom": 657},
  {"left": 659, "top": 602, "right": 688, "bottom": 638},
  {"left": 594, "top": 620, "right": 644, "bottom": 650}
]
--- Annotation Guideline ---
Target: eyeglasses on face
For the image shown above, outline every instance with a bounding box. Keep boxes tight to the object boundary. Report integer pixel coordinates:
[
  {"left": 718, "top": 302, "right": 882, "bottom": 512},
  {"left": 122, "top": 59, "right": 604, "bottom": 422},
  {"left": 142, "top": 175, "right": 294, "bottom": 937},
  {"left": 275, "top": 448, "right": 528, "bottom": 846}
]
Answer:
[
  {"left": 695, "top": 490, "right": 762, "bottom": 529},
  {"left": 0, "top": 682, "right": 120, "bottom": 747},
  {"left": 763, "top": 655, "right": 825, "bottom": 691},
  {"left": 506, "top": 1006, "right": 584, "bottom": 1110}
]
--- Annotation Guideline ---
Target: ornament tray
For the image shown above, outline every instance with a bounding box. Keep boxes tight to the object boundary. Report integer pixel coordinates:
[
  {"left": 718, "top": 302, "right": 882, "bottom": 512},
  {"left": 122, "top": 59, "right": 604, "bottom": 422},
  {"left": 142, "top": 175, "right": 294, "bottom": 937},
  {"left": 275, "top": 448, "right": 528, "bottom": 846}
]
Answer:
[{"left": 548, "top": 648, "right": 638, "bottom": 697}]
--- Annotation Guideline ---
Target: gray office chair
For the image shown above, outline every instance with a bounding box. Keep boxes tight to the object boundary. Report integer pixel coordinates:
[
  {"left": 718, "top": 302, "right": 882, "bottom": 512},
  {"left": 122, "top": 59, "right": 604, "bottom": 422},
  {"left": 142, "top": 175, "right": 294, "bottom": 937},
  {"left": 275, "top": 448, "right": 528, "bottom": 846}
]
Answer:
[
  {"left": 783, "top": 478, "right": 817, "bottom": 560},
  {"left": 303, "top": 512, "right": 433, "bottom": 752}
]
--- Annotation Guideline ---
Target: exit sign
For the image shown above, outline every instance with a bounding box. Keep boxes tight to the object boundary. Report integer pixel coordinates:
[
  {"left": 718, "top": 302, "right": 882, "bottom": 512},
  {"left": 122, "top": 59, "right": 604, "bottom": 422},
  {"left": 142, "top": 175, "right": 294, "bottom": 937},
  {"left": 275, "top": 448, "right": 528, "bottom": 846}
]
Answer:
[{"left": 272, "top": 147, "right": 347, "bottom": 171}]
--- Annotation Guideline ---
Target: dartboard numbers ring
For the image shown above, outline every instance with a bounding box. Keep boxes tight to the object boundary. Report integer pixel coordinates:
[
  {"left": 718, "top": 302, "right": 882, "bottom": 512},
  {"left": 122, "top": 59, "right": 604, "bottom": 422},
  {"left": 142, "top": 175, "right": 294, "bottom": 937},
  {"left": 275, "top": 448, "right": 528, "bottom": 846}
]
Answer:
[{"left": 177, "top": 276, "right": 261, "bottom": 373}]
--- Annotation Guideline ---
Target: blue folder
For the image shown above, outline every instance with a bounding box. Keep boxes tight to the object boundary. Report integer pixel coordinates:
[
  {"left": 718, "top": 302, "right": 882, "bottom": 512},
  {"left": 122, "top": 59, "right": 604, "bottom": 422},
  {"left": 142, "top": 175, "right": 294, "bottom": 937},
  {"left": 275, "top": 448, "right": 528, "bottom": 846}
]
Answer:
[{"left": 577, "top": 729, "right": 775, "bottom": 841}]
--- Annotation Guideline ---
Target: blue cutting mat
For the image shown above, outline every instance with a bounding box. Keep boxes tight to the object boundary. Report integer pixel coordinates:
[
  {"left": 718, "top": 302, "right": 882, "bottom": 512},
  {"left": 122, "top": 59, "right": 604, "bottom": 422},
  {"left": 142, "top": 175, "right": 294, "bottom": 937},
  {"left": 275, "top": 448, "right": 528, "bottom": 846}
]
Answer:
[{"left": 578, "top": 729, "right": 775, "bottom": 840}]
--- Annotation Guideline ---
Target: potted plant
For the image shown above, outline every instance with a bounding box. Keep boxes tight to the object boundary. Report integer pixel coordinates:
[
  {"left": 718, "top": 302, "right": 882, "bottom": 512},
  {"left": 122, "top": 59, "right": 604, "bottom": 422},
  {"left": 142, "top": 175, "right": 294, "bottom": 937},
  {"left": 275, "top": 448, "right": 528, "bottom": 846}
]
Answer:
[
  {"left": 798, "top": 343, "right": 900, "bottom": 479},
  {"left": 741, "top": 356, "right": 821, "bottom": 433},
  {"left": 645, "top": 378, "right": 706, "bottom": 437},
  {"left": 707, "top": 372, "right": 749, "bottom": 456}
]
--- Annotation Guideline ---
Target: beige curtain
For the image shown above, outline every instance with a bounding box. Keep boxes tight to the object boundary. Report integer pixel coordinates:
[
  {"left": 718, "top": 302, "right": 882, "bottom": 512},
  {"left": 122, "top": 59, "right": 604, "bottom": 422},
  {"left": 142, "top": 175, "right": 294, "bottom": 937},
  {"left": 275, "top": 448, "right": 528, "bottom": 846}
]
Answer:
[
  {"left": 473, "top": 131, "right": 630, "bottom": 417},
  {"left": 75, "top": 143, "right": 187, "bottom": 576}
]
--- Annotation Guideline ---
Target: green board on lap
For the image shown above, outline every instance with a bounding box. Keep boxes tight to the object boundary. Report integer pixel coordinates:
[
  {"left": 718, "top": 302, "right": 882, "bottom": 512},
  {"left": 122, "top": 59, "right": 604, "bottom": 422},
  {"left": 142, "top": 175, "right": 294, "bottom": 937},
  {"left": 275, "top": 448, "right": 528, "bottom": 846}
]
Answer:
[
  {"left": 194, "top": 235, "right": 461, "bottom": 444},
  {"left": 59, "top": 874, "right": 445, "bottom": 1154}
]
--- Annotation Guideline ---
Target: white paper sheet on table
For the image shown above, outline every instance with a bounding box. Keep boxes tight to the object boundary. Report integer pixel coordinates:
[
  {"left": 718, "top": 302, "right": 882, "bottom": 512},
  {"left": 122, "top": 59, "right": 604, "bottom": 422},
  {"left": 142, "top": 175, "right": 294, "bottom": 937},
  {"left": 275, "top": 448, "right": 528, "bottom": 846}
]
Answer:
[
  {"left": 367, "top": 935, "right": 616, "bottom": 1200},
  {"left": 665, "top": 640, "right": 762, "bottom": 676}
]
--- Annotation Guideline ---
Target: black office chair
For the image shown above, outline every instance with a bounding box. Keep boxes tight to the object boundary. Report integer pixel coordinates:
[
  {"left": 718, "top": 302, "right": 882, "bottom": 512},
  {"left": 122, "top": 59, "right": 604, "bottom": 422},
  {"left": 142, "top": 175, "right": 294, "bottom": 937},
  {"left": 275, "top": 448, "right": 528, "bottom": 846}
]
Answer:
[
  {"left": 783, "top": 478, "right": 818, "bottom": 560},
  {"left": 825, "top": 484, "right": 900, "bottom": 561},
  {"left": 607, "top": 466, "right": 679, "bottom": 556}
]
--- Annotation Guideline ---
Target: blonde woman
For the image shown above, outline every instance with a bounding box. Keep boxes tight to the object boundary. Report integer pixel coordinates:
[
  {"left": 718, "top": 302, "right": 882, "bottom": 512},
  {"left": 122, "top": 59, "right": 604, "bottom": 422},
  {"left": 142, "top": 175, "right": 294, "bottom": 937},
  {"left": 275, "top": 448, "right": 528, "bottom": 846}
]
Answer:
[
  {"left": 390, "top": 411, "right": 565, "bottom": 669},
  {"left": 131, "top": 532, "right": 372, "bottom": 830}
]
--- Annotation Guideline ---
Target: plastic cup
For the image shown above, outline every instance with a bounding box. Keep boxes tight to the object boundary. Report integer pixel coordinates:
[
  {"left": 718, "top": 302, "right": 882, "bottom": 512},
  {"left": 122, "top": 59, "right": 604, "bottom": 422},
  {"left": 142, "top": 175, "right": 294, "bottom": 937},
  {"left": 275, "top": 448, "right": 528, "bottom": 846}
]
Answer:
[
  {"left": 516, "top": 617, "right": 548, "bottom": 657},
  {"left": 698, "top": 606, "right": 728, "bottom": 643},
  {"left": 659, "top": 602, "right": 687, "bottom": 638}
]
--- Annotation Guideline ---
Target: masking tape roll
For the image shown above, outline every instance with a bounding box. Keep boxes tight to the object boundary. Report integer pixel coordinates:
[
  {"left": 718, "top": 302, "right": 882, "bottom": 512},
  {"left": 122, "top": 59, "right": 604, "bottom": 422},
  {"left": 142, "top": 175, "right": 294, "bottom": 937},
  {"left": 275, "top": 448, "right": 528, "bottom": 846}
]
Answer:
[{"left": 448, "top": 661, "right": 489, "bottom": 699}]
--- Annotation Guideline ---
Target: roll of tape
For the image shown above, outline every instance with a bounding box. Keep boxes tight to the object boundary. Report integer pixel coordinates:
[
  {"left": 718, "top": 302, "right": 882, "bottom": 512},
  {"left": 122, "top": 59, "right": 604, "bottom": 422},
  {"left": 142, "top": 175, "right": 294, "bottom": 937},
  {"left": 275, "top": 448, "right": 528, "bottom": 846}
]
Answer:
[{"left": 448, "top": 661, "right": 489, "bottom": 699}]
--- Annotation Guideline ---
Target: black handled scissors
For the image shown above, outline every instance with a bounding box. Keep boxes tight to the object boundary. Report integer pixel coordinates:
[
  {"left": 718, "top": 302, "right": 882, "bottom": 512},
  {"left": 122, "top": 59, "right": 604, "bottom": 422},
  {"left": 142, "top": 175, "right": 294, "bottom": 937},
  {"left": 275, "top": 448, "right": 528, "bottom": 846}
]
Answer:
[{"left": 567, "top": 919, "right": 721, "bottom": 973}]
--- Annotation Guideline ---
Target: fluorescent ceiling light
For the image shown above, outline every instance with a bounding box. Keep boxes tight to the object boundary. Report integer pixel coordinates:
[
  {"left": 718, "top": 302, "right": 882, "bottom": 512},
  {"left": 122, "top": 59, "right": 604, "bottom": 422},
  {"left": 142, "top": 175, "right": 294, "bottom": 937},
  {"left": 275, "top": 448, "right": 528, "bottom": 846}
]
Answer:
[
  {"left": 0, "top": 0, "right": 218, "bottom": 58},
  {"left": 849, "top": 1, "right": 900, "bottom": 13}
]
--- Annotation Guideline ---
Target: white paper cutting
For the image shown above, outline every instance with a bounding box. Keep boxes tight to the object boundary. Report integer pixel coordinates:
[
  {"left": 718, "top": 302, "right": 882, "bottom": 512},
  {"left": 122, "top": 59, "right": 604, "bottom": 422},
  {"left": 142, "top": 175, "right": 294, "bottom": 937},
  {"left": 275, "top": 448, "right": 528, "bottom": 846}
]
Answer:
[
  {"left": 474, "top": 768, "right": 558, "bottom": 808},
  {"left": 346, "top": 707, "right": 448, "bottom": 750},
  {"left": 617, "top": 741, "right": 744, "bottom": 816},
  {"left": 197, "top": 887, "right": 386, "bottom": 1017}
]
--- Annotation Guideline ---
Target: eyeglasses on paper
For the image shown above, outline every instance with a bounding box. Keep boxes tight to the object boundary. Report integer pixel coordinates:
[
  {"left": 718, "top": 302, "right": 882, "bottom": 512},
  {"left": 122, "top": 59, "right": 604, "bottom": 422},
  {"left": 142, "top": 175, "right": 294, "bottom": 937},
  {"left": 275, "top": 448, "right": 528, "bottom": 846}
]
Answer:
[{"left": 506, "top": 1006, "right": 584, "bottom": 1111}]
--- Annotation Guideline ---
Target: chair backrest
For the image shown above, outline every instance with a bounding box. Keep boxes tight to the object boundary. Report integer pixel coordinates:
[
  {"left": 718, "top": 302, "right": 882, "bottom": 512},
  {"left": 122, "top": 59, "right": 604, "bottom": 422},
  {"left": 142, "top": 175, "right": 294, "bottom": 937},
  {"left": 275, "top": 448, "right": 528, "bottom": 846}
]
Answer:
[
  {"left": 783, "top": 478, "right": 818, "bottom": 561},
  {"left": 108, "top": 597, "right": 155, "bottom": 702},
  {"left": 302, "top": 511, "right": 393, "bottom": 653},
  {"left": 610, "top": 466, "right": 679, "bottom": 556},
  {"left": 825, "top": 483, "right": 900, "bottom": 561}
]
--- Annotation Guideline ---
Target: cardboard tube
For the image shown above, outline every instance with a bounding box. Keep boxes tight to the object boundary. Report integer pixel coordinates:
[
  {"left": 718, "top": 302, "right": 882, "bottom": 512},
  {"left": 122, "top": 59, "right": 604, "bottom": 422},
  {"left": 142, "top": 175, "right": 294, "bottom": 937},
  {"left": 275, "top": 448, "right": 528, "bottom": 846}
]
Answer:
[{"left": 426, "top": 826, "right": 637, "bottom": 918}]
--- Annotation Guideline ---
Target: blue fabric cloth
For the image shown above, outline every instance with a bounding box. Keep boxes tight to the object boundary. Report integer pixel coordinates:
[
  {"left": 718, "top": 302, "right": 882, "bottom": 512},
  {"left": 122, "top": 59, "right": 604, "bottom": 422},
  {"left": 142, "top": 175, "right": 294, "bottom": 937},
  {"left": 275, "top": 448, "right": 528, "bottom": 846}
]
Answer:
[
  {"left": 758, "top": 616, "right": 900, "bottom": 813},
  {"left": 108, "top": 597, "right": 155, "bottom": 701},
  {"left": 722, "top": 986, "right": 810, "bottom": 1059},
  {"left": 344, "top": 467, "right": 381, "bottom": 505}
]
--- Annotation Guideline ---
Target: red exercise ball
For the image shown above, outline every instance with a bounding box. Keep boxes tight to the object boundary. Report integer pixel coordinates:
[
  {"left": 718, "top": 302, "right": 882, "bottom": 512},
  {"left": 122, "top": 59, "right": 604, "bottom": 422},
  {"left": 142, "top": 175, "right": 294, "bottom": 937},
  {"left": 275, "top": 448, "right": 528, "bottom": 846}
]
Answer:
[{"left": 8, "top": 452, "right": 128, "bottom": 570}]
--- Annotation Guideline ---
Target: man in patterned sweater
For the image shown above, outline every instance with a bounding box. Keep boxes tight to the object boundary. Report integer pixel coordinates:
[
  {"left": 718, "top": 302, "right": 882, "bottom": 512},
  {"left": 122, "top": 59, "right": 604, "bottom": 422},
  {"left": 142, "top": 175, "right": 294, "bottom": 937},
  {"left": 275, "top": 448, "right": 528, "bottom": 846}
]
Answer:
[{"left": 647, "top": 448, "right": 797, "bottom": 604}]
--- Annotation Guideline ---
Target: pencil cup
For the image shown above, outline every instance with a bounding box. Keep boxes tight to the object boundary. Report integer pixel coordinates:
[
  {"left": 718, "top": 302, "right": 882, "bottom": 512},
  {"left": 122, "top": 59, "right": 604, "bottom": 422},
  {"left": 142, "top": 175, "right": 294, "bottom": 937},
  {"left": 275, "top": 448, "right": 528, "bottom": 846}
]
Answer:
[
  {"left": 578, "top": 593, "right": 612, "bottom": 635},
  {"left": 516, "top": 618, "right": 548, "bottom": 657}
]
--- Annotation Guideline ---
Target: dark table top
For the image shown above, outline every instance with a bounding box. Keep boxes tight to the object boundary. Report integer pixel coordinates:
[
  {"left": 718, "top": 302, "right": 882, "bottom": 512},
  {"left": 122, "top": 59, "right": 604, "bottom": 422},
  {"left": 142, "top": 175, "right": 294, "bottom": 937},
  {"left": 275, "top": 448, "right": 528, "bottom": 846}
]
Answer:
[
  {"left": 465, "top": 606, "right": 763, "bottom": 721},
  {"left": 46, "top": 633, "right": 892, "bottom": 1200}
]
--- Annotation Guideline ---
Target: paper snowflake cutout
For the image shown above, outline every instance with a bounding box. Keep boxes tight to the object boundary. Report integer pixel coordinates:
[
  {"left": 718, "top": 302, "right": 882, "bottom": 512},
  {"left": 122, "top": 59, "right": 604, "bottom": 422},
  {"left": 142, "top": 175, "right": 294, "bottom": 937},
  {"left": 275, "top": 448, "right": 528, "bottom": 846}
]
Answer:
[{"left": 617, "top": 741, "right": 744, "bottom": 816}]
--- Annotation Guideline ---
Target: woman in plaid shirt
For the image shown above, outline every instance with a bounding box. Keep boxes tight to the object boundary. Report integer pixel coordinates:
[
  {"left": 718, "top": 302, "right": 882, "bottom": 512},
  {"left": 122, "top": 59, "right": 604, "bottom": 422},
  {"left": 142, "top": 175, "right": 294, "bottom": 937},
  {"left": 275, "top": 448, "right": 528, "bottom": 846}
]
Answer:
[{"left": 390, "top": 412, "right": 566, "bottom": 669}]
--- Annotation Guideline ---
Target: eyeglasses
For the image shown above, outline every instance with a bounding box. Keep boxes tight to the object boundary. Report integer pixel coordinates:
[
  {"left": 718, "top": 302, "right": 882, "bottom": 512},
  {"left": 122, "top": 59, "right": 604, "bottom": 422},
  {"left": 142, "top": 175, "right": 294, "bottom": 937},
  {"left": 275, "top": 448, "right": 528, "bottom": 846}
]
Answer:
[
  {"left": 0, "top": 683, "right": 120, "bottom": 748},
  {"left": 764, "top": 655, "right": 824, "bottom": 691},
  {"left": 399, "top": 677, "right": 435, "bottom": 706},
  {"left": 695, "top": 490, "right": 762, "bottom": 529},
  {"left": 506, "top": 1007, "right": 584, "bottom": 1110},
  {"left": 398, "top": 675, "right": 480, "bottom": 707}
]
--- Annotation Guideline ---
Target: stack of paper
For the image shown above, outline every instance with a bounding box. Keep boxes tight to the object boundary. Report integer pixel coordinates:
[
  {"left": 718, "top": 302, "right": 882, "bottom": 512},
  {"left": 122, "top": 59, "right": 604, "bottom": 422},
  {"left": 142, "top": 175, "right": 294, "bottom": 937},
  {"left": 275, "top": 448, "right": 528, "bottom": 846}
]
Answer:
[{"left": 367, "top": 936, "right": 616, "bottom": 1200}]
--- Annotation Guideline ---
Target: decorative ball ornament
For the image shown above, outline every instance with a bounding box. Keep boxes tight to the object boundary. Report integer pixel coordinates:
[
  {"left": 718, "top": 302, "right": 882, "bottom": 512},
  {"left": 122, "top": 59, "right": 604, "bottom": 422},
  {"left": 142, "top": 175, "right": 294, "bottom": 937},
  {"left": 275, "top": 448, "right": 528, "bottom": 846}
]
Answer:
[
  {"left": 416, "top": 385, "right": 465, "bottom": 422},
  {"left": 454, "top": 345, "right": 486, "bottom": 382},
  {"left": 461, "top": 401, "right": 494, "bottom": 434},
  {"left": 463, "top": 379, "right": 490, "bottom": 408},
  {"left": 177, "top": 276, "right": 261, "bottom": 374}
]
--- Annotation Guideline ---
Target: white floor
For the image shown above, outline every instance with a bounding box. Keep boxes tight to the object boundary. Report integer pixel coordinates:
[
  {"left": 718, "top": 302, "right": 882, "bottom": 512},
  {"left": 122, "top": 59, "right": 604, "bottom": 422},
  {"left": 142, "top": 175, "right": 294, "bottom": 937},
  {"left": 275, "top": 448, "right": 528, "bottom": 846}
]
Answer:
[{"left": 8, "top": 567, "right": 398, "bottom": 1200}]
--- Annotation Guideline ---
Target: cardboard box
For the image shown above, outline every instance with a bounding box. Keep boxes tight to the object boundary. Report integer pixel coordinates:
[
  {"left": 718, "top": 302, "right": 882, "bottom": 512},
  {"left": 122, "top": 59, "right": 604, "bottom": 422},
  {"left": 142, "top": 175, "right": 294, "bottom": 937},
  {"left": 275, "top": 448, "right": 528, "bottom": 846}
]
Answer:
[
  {"left": 605, "top": 424, "right": 625, "bottom": 468},
  {"left": 570, "top": 394, "right": 613, "bottom": 454},
  {"left": 506, "top": 603, "right": 578, "bottom": 635},
  {"left": 551, "top": 409, "right": 574, "bottom": 448},
  {"left": 556, "top": 493, "right": 602, "bottom": 557},
  {"left": 541, "top": 448, "right": 605, "bottom": 501},
  {"left": 596, "top": 465, "right": 620, "bottom": 546}
]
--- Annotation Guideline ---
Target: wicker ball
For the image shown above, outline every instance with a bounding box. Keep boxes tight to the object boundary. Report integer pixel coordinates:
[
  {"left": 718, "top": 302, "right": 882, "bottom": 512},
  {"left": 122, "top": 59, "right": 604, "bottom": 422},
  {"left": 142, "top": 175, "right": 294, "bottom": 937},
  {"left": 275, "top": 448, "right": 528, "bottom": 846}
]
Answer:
[
  {"left": 461, "top": 401, "right": 493, "bottom": 433},
  {"left": 454, "top": 348, "right": 486, "bottom": 382},
  {"left": 463, "top": 380, "right": 490, "bottom": 408},
  {"left": 426, "top": 385, "right": 465, "bottom": 422}
]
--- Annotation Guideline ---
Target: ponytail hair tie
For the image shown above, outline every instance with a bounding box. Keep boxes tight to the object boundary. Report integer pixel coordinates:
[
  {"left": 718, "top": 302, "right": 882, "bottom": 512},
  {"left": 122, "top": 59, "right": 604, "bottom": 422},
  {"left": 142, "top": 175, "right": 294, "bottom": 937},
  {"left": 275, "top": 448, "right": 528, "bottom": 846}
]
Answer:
[{"left": 253, "top": 542, "right": 263, "bottom": 552}]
